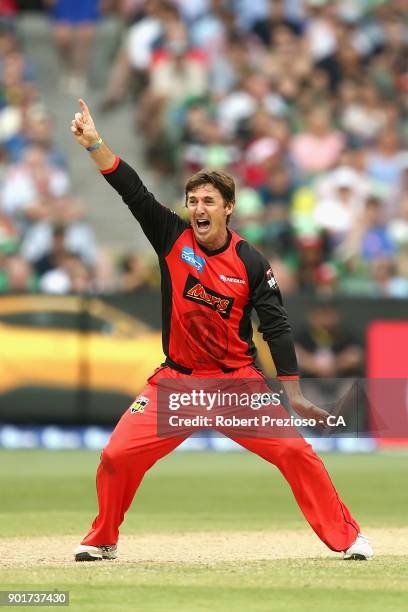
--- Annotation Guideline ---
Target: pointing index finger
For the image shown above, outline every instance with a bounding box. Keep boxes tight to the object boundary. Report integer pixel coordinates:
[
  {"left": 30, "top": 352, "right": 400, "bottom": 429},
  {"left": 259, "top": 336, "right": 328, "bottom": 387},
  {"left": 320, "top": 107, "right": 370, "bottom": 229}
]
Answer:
[{"left": 79, "top": 98, "right": 91, "bottom": 121}]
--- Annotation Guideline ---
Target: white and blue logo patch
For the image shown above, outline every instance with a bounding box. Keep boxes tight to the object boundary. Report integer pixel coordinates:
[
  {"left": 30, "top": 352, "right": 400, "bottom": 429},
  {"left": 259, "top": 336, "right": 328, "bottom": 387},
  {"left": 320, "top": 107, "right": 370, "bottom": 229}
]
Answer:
[
  {"left": 181, "top": 247, "right": 206, "bottom": 273},
  {"left": 266, "top": 268, "right": 278, "bottom": 290}
]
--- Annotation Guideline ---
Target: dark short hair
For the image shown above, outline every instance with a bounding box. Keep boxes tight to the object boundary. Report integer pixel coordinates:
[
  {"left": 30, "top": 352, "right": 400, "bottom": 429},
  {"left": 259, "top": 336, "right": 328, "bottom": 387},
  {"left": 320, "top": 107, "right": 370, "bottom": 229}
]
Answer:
[{"left": 185, "top": 170, "right": 235, "bottom": 224}]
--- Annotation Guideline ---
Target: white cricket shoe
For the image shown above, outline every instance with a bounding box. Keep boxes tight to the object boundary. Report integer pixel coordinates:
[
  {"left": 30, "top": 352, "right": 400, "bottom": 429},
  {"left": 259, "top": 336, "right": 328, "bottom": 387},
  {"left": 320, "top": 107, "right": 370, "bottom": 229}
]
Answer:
[
  {"left": 343, "top": 534, "right": 373, "bottom": 560},
  {"left": 74, "top": 544, "right": 118, "bottom": 562}
]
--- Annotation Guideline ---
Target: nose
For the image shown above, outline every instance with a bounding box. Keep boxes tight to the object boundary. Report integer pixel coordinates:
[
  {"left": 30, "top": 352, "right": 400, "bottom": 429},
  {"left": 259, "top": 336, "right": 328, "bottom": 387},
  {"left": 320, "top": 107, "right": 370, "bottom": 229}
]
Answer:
[{"left": 196, "top": 201, "right": 206, "bottom": 216}]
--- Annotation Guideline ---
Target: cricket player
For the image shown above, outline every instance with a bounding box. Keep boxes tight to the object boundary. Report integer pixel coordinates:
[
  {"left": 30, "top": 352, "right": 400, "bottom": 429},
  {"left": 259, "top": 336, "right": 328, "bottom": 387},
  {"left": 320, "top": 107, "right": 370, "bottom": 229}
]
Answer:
[{"left": 71, "top": 100, "right": 373, "bottom": 562}]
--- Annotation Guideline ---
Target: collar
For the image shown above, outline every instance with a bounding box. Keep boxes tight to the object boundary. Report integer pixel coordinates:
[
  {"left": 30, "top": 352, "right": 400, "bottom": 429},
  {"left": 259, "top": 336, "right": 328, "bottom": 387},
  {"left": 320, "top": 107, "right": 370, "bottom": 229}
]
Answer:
[{"left": 195, "top": 228, "right": 232, "bottom": 257}]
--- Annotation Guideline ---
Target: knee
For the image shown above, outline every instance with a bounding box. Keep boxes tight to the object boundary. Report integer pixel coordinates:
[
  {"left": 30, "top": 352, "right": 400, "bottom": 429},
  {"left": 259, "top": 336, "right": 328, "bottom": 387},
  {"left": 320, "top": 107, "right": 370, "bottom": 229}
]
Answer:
[
  {"left": 100, "top": 444, "right": 151, "bottom": 474},
  {"left": 54, "top": 25, "right": 72, "bottom": 45},
  {"left": 275, "top": 438, "right": 312, "bottom": 465},
  {"left": 100, "top": 446, "right": 126, "bottom": 473}
]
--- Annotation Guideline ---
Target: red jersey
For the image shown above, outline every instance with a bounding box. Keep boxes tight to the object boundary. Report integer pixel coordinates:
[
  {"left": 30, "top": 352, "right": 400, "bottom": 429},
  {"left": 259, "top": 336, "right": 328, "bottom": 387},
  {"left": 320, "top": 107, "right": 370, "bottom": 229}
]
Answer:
[{"left": 102, "top": 158, "right": 298, "bottom": 378}]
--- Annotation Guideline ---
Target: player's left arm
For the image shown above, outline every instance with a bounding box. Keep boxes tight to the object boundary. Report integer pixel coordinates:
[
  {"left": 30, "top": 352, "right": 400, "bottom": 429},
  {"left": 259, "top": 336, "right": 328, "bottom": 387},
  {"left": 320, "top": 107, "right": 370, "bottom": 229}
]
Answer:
[{"left": 239, "top": 242, "right": 330, "bottom": 423}]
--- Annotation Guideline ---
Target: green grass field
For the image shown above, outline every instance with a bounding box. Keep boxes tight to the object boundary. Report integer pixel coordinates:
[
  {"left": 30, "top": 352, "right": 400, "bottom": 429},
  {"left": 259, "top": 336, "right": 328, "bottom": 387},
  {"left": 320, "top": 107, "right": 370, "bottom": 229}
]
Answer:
[{"left": 0, "top": 450, "right": 407, "bottom": 611}]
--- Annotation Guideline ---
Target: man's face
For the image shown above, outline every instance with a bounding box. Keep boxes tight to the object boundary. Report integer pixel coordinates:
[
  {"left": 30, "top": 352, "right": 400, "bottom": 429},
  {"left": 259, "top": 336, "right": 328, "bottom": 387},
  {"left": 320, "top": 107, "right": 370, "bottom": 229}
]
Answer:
[{"left": 186, "top": 184, "right": 234, "bottom": 248}]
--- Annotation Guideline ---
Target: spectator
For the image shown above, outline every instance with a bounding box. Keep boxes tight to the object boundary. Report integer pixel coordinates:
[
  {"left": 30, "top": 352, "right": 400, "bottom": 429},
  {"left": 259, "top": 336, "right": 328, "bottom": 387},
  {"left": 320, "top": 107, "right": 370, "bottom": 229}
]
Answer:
[
  {"left": 0, "top": 144, "right": 70, "bottom": 233},
  {"left": 295, "top": 235, "right": 328, "bottom": 295},
  {"left": 260, "top": 24, "right": 312, "bottom": 100},
  {"left": 20, "top": 194, "right": 96, "bottom": 267},
  {"left": 100, "top": 0, "right": 173, "bottom": 111},
  {"left": 64, "top": 254, "right": 93, "bottom": 294},
  {"left": 251, "top": 0, "right": 303, "bottom": 46},
  {"left": 148, "top": 41, "right": 208, "bottom": 105},
  {"left": 359, "top": 196, "right": 395, "bottom": 262},
  {"left": 232, "top": 0, "right": 269, "bottom": 33},
  {"left": 231, "top": 184, "right": 265, "bottom": 244},
  {"left": 387, "top": 158, "right": 408, "bottom": 218},
  {"left": 0, "top": 209, "right": 18, "bottom": 254},
  {"left": 242, "top": 136, "right": 280, "bottom": 189},
  {"left": 217, "top": 73, "right": 286, "bottom": 138},
  {"left": 189, "top": 0, "right": 230, "bottom": 62},
  {"left": 366, "top": 126, "right": 406, "bottom": 193},
  {"left": 259, "top": 161, "right": 294, "bottom": 207},
  {"left": 40, "top": 252, "right": 93, "bottom": 295},
  {"left": 294, "top": 300, "right": 364, "bottom": 431},
  {"left": 0, "top": 253, "right": 37, "bottom": 293},
  {"left": 369, "top": 257, "right": 408, "bottom": 298},
  {"left": 339, "top": 81, "right": 387, "bottom": 146},
  {"left": 313, "top": 166, "right": 365, "bottom": 252},
  {"left": 295, "top": 302, "right": 363, "bottom": 379},
  {"left": 172, "top": 0, "right": 209, "bottom": 25},
  {"left": 46, "top": 0, "right": 102, "bottom": 94},
  {"left": 31, "top": 224, "right": 66, "bottom": 277},
  {"left": 0, "top": 46, "right": 37, "bottom": 107},
  {"left": 182, "top": 116, "right": 240, "bottom": 176},
  {"left": 388, "top": 194, "right": 408, "bottom": 251},
  {"left": 208, "top": 31, "right": 253, "bottom": 100},
  {"left": 138, "top": 12, "right": 210, "bottom": 171},
  {"left": 7, "top": 102, "right": 67, "bottom": 167},
  {"left": 0, "top": 20, "right": 19, "bottom": 66},
  {"left": 118, "top": 252, "right": 149, "bottom": 292},
  {"left": 290, "top": 106, "right": 345, "bottom": 176}
]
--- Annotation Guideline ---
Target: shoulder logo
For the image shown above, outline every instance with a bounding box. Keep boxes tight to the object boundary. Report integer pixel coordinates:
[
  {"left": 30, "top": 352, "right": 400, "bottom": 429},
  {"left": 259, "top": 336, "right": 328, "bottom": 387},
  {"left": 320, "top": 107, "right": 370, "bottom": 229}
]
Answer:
[
  {"left": 130, "top": 395, "right": 149, "bottom": 414},
  {"left": 266, "top": 268, "right": 278, "bottom": 289},
  {"left": 181, "top": 246, "right": 206, "bottom": 273}
]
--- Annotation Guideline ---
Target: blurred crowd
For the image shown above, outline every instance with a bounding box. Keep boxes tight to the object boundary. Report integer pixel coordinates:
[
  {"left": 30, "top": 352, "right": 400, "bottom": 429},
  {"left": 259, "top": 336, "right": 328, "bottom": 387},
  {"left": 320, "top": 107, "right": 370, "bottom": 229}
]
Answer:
[
  {"left": 102, "top": 0, "right": 408, "bottom": 297},
  {"left": 0, "top": 0, "right": 408, "bottom": 297},
  {"left": 0, "top": 0, "right": 153, "bottom": 294}
]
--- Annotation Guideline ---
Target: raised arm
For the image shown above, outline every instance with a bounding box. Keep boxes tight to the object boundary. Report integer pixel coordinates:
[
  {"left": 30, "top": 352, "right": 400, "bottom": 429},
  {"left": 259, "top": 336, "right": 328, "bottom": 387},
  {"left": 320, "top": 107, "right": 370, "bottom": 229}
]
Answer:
[{"left": 70, "top": 99, "right": 187, "bottom": 254}]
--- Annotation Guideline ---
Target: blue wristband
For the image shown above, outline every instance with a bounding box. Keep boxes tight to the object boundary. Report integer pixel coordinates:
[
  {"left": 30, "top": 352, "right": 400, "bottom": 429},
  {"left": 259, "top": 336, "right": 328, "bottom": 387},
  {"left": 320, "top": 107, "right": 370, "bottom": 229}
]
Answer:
[{"left": 86, "top": 137, "right": 103, "bottom": 152}]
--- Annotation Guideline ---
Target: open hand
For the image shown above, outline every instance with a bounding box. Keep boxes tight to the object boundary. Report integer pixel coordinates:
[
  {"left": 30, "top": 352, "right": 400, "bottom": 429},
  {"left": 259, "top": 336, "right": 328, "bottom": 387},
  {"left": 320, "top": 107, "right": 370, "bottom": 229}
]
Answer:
[
  {"left": 70, "top": 99, "right": 100, "bottom": 148},
  {"left": 291, "top": 395, "right": 330, "bottom": 426}
]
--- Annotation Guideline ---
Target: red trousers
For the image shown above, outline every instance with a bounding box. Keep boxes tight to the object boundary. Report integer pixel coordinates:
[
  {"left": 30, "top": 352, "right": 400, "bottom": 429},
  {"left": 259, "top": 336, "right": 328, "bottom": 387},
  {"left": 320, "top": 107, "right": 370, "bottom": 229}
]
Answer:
[{"left": 81, "top": 365, "right": 359, "bottom": 551}]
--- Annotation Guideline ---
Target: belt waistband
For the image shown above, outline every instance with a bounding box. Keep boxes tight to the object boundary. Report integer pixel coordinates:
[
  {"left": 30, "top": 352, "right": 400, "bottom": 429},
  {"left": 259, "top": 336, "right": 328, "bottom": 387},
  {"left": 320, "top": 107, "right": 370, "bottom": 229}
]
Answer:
[{"left": 164, "top": 357, "right": 242, "bottom": 375}]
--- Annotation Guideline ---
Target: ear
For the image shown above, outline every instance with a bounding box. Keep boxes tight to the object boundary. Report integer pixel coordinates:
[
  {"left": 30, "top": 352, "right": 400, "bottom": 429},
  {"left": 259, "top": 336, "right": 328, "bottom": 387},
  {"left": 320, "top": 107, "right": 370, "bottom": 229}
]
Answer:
[{"left": 225, "top": 202, "right": 235, "bottom": 217}]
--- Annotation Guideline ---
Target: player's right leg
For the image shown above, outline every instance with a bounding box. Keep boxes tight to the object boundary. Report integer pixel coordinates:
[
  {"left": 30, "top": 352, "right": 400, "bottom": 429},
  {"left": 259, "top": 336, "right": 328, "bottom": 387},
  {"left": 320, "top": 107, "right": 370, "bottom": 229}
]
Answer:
[{"left": 74, "top": 366, "right": 186, "bottom": 561}]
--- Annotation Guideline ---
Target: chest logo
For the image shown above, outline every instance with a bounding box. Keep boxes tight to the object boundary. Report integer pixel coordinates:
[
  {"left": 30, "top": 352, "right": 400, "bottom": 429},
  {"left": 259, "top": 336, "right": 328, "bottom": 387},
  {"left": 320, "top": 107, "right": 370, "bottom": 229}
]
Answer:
[
  {"left": 219, "top": 274, "right": 246, "bottom": 285},
  {"left": 183, "top": 274, "right": 234, "bottom": 319},
  {"left": 181, "top": 246, "right": 206, "bottom": 273}
]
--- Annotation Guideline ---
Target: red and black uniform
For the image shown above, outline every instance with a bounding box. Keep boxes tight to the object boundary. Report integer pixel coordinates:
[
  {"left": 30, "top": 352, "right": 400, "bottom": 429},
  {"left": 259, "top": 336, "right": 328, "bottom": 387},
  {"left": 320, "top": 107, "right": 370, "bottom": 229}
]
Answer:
[
  {"left": 81, "top": 159, "right": 360, "bottom": 551},
  {"left": 101, "top": 158, "right": 299, "bottom": 377}
]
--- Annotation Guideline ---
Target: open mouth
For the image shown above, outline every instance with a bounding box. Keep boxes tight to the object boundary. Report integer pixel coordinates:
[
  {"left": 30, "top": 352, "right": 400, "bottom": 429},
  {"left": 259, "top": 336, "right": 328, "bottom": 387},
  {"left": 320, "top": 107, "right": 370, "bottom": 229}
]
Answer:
[{"left": 196, "top": 219, "right": 210, "bottom": 231}]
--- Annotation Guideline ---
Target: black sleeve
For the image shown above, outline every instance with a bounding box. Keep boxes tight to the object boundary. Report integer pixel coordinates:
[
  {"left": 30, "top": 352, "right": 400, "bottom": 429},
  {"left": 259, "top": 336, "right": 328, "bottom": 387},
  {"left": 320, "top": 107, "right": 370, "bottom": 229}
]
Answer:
[
  {"left": 102, "top": 158, "right": 188, "bottom": 255},
  {"left": 237, "top": 241, "right": 299, "bottom": 377}
]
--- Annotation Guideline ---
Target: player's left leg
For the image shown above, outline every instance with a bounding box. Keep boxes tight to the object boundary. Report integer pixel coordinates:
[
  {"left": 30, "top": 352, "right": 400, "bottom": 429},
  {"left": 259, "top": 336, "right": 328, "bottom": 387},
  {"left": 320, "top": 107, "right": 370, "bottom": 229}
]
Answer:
[
  {"left": 232, "top": 434, "right": 360, "bottom": 553},
  {"left": 223, "top": 366, "right": 362, "bottom": 553}
]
